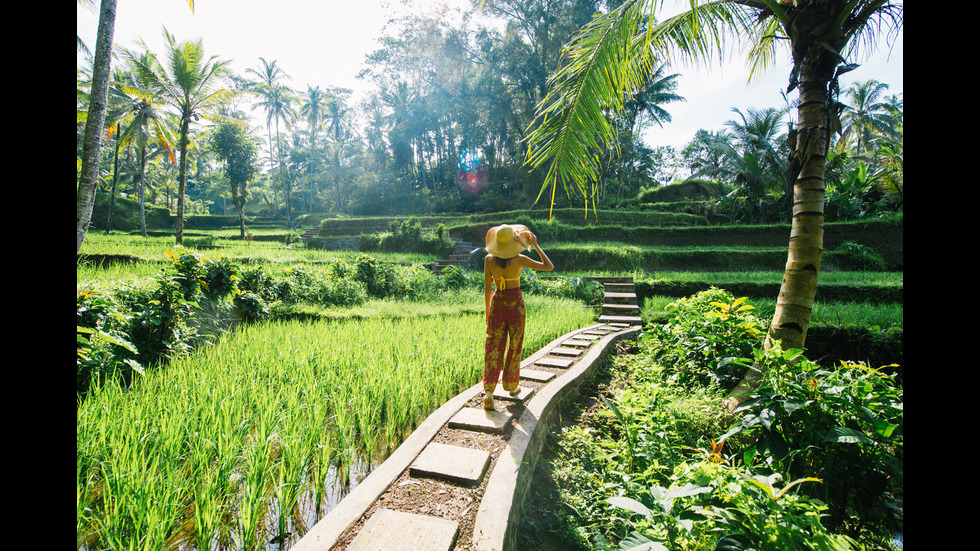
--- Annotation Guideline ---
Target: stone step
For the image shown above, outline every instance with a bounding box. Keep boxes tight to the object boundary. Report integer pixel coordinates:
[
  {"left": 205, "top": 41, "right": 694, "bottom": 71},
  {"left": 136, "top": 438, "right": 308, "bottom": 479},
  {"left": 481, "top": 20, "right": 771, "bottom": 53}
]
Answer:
[
  {"left": 519, "top": 369, "right": 556, "bottom": 382},
  {"left": 561, "top": 338, "right": 594, "bottom": 348},
  {"left": 300, "top": 227, "right": 320, "bottom": 242},
  {"left": 599, "top": 314, "right": 643, "bottom": 325},
  {"left": 347, "top": 508, "right": 459, "bottom": 551},
  {"left": 604, "top": 291, "right": 637, "bottom": 304},
  {"left": 604, "top": 283, "right": 635, "bottom": 293},
  {"left": 534, "top": 357, "right": 573, "bottom": 369},
  {"left": 602, "top": 303, "right": 641, "bottom": 315},
  {"left": 410, "top": 442, "right": 491, "bottom": 486},
  {"left": 585, "top": 276, "right": 632, "bottom": 284},
  {"left": 549, "top": 347, "right": 584, "bottom": 357},
  {"left": 493, "top": 385, "right": 534, "bottom": 402},
  {"left": 448, "top": 408, "right": 512, "bottom": 434}
]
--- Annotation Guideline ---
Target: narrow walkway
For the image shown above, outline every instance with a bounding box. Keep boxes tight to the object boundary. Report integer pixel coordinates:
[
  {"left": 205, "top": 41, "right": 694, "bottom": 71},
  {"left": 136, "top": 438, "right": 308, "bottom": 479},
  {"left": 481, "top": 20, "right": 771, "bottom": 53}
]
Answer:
[{"left": 293, "top": 278, "right": 642, "bottom": 551}]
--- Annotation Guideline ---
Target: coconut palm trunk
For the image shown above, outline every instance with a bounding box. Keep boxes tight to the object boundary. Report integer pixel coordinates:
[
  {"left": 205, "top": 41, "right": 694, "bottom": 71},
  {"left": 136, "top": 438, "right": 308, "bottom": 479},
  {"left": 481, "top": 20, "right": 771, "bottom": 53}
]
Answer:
[
  {"left": 521, "top": 0, "right": 901, "bottom": 406},
  {"left": 76, "top": 0, "right": 117, "bottom": 254}
]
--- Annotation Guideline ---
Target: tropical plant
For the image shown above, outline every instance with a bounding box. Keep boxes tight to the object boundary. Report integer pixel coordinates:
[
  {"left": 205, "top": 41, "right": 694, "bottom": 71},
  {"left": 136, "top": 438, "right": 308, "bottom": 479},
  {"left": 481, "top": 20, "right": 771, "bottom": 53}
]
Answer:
[
  {"left": 209, "top": 121, "right": 259, "bottom": 238},
  {"left": 247, "top": 57, "right": 297, "bottom": 222},
  {"left": 523, "top": 0, "right": 902, "bottom": 406},
  {"left": 839, "top": 79, "right": 896, "bottom": 156},
  {"left": 719, "top": 346, "right": 903, "bottom": 531},
  {"left": 124, "top": 28, "right": 236, "bottom": 245},
  {"left": 77, "top": 0, "right": 120, "bottom": 255},
  {"left": 113, "top": 53, "right": 178, "bottom": 236}
]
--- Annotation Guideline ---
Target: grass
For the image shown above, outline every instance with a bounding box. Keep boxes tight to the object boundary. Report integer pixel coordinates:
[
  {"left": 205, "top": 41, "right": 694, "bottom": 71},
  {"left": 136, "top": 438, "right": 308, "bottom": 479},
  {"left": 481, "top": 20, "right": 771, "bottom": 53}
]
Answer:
[
  {"left": 642, "top": 294, "right": 902, "bottom": 329},
  {"left": 76, "top": 293, "right": 594, "bottom": 550},
  {"left": 77, "top": 232, "right": 439, "bottom": 267}
]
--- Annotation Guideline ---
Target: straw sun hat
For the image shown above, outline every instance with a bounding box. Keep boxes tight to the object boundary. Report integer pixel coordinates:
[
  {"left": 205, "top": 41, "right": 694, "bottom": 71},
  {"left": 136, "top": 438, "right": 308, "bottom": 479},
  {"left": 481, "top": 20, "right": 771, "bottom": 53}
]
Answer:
[{"left": 485, "top": 224, "right": 531, "bottom": 259}]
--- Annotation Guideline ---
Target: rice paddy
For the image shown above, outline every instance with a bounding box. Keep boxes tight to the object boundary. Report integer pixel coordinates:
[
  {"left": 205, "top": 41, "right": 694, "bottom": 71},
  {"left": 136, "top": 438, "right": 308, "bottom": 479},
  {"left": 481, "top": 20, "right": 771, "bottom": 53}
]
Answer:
[{"left": 75, "top": 294, "right": 594, "bottom": 550}]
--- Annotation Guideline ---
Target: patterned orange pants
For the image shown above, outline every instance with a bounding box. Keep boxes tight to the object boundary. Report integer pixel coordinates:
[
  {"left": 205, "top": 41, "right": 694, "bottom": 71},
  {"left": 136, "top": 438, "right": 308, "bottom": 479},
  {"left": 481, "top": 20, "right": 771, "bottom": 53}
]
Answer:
[{"left": 484, "top": 287, "right": 525, "bottom": 394}]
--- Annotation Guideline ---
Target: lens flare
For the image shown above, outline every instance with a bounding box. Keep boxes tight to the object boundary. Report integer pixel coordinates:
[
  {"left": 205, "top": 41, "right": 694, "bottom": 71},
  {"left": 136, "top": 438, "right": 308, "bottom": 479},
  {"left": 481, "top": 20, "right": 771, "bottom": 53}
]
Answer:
[{"left": 457, "top": 148, "right": 487, "bottom": 195}]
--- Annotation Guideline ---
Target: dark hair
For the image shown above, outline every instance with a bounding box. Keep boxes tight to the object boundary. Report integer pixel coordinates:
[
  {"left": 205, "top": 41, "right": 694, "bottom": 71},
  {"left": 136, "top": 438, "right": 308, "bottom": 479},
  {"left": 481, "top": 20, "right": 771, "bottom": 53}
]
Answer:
[{"left": 494, "top": 256, "right": 511, "bottom": 269}]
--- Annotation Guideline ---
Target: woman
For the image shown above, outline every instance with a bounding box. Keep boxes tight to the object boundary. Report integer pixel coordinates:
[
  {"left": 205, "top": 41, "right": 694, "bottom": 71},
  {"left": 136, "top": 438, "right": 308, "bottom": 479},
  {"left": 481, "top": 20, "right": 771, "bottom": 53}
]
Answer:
[{"left": 483, "top": 224, "right": 554, "bottom": 410}]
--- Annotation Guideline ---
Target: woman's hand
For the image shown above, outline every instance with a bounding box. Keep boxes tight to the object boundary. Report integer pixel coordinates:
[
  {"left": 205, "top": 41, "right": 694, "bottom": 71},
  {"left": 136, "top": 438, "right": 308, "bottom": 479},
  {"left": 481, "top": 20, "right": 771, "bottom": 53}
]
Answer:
[{"left": 523, "top": 231, "right": 537, "bottom": 247}]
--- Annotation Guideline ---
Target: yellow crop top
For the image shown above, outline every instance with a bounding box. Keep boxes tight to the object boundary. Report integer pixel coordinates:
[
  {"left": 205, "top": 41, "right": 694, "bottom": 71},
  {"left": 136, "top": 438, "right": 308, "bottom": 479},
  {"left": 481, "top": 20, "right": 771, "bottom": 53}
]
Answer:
[{"left": 494, "top": 276, "right": 521, "bottom": 290}]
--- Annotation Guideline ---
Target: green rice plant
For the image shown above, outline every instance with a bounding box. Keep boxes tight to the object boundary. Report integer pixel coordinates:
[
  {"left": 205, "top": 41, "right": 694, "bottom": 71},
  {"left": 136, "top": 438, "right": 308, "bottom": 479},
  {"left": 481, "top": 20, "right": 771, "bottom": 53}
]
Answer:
[{"left": 76, "top": 295, "right": 593, "bottom": 549}]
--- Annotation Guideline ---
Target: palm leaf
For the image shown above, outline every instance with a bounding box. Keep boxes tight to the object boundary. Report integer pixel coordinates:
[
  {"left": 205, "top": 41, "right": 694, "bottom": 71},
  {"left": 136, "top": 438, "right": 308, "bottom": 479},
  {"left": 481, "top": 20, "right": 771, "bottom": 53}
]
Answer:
[{"left": 523, "top": 0, "right": 655, "bottom": 219}]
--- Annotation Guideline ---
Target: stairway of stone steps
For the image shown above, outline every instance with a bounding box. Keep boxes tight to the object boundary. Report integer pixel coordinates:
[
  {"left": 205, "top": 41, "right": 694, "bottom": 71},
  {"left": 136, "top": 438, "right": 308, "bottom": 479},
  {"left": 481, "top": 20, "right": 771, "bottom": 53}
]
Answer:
[
  {"left": 301, "top": 227, "right": 321, "bottom": 242},
  {"left": 429, "top": 238, "right": 480, "bottom": 274},
  {"left": 293, "top": 318, "right": 642, "bottom": 551},
  {"left": 591, "top": 276, "right": 643, "bottom": 326}
]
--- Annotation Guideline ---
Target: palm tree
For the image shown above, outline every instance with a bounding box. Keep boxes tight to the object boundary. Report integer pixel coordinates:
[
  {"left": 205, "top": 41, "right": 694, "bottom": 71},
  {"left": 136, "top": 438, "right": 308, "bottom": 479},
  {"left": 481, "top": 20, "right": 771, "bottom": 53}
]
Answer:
[
  {"left": 324, "top": 94, "right": 351, "bottom": 211},
  {"left": 523, "top": 0, "right": 902, "bottom": 404},
  {"left": 125, "top": 28, "right": 235, "bottom": 244},
  {"left": 840, "top": 79, "right": 894, "bottom": 156},
  {"left": 114, "top": 55, "right": 177, "bottom": 236},
  {"left": 247, "top": 58, "right": 297, "bottom": 224},
  {"left": 616, "top": 63, "right": 685, "bottom": 202},
  {"left": 76, "top": 0, "right": 195, "bottom": 254},
  {"left": 705, "top": 106, "right": 790, "bottom": 217},
  {"left": 300, "top": 85, "right": 326, "bottom": 209},
  {"left": 76, "top": 0, "right": 118, "bottom": 254}
]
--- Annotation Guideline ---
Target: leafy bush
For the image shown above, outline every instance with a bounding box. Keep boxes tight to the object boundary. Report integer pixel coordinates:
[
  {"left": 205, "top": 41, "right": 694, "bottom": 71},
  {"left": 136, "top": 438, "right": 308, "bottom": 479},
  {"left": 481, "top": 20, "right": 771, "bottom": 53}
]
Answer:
[
  {"left": 642, "top": 288, "right": 765, "bottom": 389},
  {"left": 437, "top": 265, "right": 477, "bottom": 290},
  {"left": 547, "top": 289, "right": 903, "bottom": 550},
  {"left": 720, "top": 347, "right": 903, "bottom": 534},
  {"left": 360, "top": 217, "right": 454, "bottom": 257},
  {"left": 76, "top": 290, "right": 142, "bottom": 395},
  {"left": 827, "top": 240, "right": 887, "bottom": 271}
]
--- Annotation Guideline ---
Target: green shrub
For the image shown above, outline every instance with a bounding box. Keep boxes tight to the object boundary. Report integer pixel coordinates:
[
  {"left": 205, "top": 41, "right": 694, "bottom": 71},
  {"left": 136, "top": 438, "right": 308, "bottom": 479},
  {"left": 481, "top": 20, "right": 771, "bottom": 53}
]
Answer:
[
  {"left": 720, "top": 347, "right": 903, "bottom": 535},
  {"left": 642, "top": 288, "right": 765, "bottom": 390},
  {"left": 438, "top": 265, "right": 478, "bottom": 291},
  {"left": 827, "top": 241, "right": 887, "bottom": 271},
  {"left": 77, "top": 290, "right": 142, "bottom": 395}
]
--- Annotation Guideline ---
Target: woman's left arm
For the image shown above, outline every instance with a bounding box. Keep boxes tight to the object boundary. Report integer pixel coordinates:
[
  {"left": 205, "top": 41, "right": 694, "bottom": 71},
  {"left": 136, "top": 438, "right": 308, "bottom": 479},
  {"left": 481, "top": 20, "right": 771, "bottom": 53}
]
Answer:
[{"left": 483, "top": 255, "right": 493, "bottom": 322}]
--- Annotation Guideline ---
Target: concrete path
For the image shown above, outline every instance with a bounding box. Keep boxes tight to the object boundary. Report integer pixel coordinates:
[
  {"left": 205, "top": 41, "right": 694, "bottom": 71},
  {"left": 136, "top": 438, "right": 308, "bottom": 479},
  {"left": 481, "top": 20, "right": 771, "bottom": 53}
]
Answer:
[{"left": 293, "top": 278, "right": 641, "bottom": 551}]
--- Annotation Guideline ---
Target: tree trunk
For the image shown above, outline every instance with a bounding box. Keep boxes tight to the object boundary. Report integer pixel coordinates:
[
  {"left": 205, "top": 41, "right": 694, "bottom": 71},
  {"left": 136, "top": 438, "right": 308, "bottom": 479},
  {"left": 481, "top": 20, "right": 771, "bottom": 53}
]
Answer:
[
  {"left": 726, "top": 49, "right": 836, "bottom": 409},
  {"left": 139, "top": 142, "right": 148, "bottom": 237},
  {"left": 238, "top": 207, "right": 246, "bottom": 239},
  {"left": 105, "top": 124, "right": 121, "bottom": 234},
  {"left": 76, "top": 0, "right": 117, "bottom": 254},
  {"left": 176, "top": 115, "right": 190, "bottom": 245}
]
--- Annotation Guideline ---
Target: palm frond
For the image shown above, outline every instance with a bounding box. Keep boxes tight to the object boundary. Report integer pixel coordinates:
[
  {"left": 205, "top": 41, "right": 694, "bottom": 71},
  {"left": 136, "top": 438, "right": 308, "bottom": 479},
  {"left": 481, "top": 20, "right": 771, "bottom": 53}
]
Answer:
[{"left": 523, "top": 0, "right": 654, "bottom": 219}]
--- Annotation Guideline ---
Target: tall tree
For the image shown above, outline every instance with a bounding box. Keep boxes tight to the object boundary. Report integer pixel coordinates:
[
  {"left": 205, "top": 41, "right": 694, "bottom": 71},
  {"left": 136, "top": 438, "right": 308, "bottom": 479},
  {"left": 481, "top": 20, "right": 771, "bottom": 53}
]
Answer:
[
  {"left": 523, "top": 0, "right": 902, "bottom": 404},
  {"left": 209, "top": 122, "right": 259, "bottom": 238},
  {"left": 76, "top": 0, "right": 118, "bottom": 254},
  {"left": 115, "top": 53, "right": 177, "bottom": 236},
  {"left": 125, "top": 28, "right": 235, "bottom": 244},
  {"left": 840, "top": 79, "right": 894, "bottom": 156},
  {"left": 248, "top": 60, "right": 297, "bottom": 225},
  {"left": 300, "top": 85, "right": 326, "bottom": 210},
  {"left": 77, "top": 0, "right": 195, "bottom": 254}
]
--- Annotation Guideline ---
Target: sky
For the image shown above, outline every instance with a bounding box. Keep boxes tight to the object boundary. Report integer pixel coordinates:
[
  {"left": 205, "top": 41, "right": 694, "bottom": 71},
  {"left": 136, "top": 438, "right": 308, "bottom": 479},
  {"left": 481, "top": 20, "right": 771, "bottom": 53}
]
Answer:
[{"left": 77, "top": 0, "right": 903, "bottom": 153}]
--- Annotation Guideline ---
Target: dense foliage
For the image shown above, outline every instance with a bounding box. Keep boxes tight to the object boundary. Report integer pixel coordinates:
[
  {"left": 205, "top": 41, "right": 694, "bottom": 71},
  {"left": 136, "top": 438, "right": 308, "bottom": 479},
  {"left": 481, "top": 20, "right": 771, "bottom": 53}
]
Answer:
[
  {"left": 544, "top": 289, "right": 903, "bottom": 550},
  {"left": 78, "top": 2, "right": 902, "bottom": 233},
  {"left": 77, "top": 245, "right": 601, "bottom": 398}
]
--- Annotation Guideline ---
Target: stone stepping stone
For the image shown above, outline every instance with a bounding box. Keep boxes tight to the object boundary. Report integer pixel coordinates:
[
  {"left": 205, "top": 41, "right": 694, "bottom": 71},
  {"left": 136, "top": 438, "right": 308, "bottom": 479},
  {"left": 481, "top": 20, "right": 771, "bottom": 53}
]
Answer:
[
  {"left": 410, "top": 442, "right": 490, "bottom": 486},
  {"left": 449, "top": 408, "right": 512, "bottom": 434},
  {"left": 562, "top": 338, "right": 593, "bottom": 347},
  {"left": 493, "top": 386, "right": 534, "bottom": 402},
  {"left": 535, "top": 357, "right": 573, "bottom": 369},
  {"left": 604, "top": 291, "right": 637, "bottom": 302},
  {"left": 347, "top": 508, "right": 459, "bottom": 551},
  {"left": 599, "top": 315, "right": 642, "bottom": 324},
  {"left": 572, "top": 333, "right": 600, "bottom": 341},
  {"left": 550, "top": 347, "right": 583, "bottom": 357},
  {"left": 520, "top": 369, "right": 556, "bottom": 382}
]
